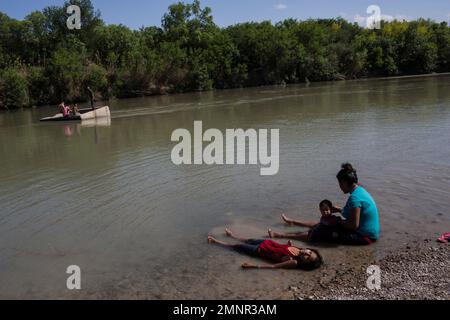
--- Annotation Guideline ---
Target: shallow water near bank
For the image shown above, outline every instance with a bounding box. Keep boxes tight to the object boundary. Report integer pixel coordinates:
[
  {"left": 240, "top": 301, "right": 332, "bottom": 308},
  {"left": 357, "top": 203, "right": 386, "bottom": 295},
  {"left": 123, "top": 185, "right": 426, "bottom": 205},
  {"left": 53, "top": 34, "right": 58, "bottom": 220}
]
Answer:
[{"left": 0, "top": 75, "right": 450, "bottom": 299}]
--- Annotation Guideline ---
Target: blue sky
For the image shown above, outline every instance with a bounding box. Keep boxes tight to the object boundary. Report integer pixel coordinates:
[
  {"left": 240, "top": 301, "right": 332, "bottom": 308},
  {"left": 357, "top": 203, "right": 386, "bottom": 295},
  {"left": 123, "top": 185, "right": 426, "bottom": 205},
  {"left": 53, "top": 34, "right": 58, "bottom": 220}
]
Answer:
[{"left": 1, "top": 0, "right": 449, "bottom": 29}]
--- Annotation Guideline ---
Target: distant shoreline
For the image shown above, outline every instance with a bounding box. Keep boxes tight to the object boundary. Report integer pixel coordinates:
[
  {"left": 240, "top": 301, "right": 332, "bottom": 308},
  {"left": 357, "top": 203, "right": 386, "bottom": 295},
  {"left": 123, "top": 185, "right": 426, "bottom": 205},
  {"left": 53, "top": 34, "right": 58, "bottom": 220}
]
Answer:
[
  {"left": 2, "top": 2, "right": 449, "bottom": 111},
  {"left": 348, "top": 71, "right": 450, "bottom": 82},
  {"left": 2, "top": 72, "right": 450, "bottom": 113}
]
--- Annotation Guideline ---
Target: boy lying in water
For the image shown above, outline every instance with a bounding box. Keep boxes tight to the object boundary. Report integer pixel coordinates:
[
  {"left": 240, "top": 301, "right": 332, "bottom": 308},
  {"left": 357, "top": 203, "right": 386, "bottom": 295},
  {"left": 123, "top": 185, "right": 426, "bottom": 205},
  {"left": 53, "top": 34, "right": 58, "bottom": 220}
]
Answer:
[{"left": 208, "top": 228, "right": 323, "bottom": 270}]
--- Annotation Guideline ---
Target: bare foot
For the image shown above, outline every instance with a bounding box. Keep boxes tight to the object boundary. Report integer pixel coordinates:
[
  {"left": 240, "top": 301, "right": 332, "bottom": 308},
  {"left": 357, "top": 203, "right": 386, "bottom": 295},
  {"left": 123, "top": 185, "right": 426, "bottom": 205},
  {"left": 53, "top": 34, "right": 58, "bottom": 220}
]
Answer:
[
  {"left": 208, "top": 236, "right": 216, "bottom": 244},
  {"left": 282, "top": 214, "right": 293, "bottom": 225},
  {"left": 225, "top": 228, "right": 233, "bottom": 237},
  {"left": 268, "top": 229, "right": 275, "bottom": 238}
]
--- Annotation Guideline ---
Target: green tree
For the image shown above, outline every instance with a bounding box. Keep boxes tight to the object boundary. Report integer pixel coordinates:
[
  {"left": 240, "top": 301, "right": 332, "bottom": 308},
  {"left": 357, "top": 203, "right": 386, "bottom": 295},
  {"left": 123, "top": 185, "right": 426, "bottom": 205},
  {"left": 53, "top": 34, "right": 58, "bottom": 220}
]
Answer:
[
  {"left": 47, "top": 48, "right": 84, "bottom": 102},
  {"left": 91, "top": 24, "right": 138, "bottom": 69},
  {"left": 84, "top": 63, "right": 108, "bottom": 97},
  {"left": 434, "top": 22, "right": 450, "bottom": 72},
  {"left": 27, "top": 66, "right": 51, "bottom": 106},
  {"left": 399, "top": 20, "right": 438, "bottom": 74},
  {"left": 23, "top": 11, "right": 50, "bottom": 66},
  {"left": 0, "top": 68, "right": 29, "bottom": 109}
]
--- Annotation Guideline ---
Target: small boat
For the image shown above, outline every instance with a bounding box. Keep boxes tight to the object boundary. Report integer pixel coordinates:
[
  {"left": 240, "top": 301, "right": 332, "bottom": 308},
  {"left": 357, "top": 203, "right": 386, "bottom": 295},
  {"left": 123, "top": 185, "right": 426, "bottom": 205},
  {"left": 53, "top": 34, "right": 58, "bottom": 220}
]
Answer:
[{"left": 40, "top": 106, "right": 111, "bottom": 122}]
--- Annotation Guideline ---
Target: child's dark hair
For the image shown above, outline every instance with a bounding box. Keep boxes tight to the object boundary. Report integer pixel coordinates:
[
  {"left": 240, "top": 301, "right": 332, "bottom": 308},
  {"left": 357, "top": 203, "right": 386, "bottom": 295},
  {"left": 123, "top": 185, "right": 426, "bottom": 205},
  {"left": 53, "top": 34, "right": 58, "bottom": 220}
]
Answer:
[
  {"left": 296, "top": 248, "right": 323, "bottom": 271},
  {"left": 336, "top": 163, "right": 358, "bottom": 185},
  {"left": 319, "top": 199, "right": 333, "bottom": 209}
]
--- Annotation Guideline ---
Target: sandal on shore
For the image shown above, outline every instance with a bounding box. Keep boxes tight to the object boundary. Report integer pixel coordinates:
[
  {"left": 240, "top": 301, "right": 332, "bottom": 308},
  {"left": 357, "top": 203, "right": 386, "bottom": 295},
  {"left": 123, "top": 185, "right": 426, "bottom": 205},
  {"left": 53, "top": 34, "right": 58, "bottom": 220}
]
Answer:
[{"left": 437, "top": 233, "right": 450, "bottom": 243}]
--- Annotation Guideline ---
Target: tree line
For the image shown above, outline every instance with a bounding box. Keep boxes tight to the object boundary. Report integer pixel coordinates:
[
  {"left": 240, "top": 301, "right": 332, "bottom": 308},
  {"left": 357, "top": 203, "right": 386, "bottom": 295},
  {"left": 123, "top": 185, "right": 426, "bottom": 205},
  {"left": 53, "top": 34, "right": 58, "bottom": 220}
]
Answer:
[{"left": 1, "top": 0, "right": 449, "bottom": 109}]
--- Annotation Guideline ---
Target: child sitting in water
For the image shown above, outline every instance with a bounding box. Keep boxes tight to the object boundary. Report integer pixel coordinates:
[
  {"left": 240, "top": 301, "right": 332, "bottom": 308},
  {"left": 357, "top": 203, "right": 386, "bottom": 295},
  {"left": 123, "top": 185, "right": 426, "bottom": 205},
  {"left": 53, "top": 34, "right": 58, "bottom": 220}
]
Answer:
[
  {"left": 208, "top": 228, "right": 323, "bottom": 270},
  {"left": 269, "top": 200, "right": 342, "bottom": 243},
  {"left": 281, "top": 200, "right": 341, "bottom": 228}
]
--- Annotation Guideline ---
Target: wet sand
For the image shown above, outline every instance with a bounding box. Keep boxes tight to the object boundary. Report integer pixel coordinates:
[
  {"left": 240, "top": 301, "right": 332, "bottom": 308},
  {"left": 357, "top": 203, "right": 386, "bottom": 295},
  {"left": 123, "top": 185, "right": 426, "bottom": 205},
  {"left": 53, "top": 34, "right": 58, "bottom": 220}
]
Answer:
[{"left": 2, "top": 230, "right": 447, "bottom": 300}]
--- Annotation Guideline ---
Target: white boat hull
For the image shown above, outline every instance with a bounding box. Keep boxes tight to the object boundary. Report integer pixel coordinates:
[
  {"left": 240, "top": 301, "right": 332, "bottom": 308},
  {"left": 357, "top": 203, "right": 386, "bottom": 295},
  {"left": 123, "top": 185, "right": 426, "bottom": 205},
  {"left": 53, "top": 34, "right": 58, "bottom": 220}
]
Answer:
[
  {"left": 80, "top": 106, "right": 111, "bottom": 120},
  {"left": 40, "top": 106, "right": 111, "bottom": 122}
]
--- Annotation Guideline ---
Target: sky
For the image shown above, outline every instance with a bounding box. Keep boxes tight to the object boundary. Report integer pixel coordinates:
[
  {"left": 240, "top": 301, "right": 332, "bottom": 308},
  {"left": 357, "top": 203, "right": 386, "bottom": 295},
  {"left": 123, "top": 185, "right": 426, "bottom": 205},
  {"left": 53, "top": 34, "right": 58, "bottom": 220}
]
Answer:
[{"left": 1, "top": 0, "right": 449, "bottom": 29}]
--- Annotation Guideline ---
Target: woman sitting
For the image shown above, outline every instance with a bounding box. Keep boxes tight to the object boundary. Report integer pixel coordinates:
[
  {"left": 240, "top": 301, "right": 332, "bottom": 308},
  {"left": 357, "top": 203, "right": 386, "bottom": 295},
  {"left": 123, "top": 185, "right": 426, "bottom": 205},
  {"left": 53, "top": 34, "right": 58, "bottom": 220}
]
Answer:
[{"left": 269, "top": 163, "right": 380, "bottom": 246}]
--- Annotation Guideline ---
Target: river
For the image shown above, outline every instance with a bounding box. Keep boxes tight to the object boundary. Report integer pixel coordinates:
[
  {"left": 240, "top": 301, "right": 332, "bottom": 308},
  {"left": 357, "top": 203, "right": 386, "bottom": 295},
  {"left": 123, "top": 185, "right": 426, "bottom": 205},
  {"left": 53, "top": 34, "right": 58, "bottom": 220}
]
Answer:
[{"left": 0, "top": 74, "right": 449, "bottom": 299}]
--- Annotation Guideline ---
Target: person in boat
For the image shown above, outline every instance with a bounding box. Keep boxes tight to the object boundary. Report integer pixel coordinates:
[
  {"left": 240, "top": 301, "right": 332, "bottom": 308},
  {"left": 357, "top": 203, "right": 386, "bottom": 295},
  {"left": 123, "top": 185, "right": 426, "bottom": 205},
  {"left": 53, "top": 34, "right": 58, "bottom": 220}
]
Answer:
[
  {"left": 268, "top": 163, "right": 380, "bottom": 246},
  {"left": 87, "top": 86, "right": 95, "bottom": 110},
  {"left": 59, "top": 102, "right": 70, "bottom": 117},
  {"left": 70, "top": 104, "right": 80, "bottom": 116},
  {"left": 207, "top": 228, "right": 323, "bottom": 270},
  {"left": 58, "top": 102, "right": 64, "bottom": 115}
]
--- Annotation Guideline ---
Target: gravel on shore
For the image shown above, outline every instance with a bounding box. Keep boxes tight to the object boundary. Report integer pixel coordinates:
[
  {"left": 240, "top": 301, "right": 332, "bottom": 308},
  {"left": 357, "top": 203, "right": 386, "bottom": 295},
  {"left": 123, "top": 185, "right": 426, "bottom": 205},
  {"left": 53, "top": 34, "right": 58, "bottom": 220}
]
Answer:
[{"left": 282, "top": 241, "right": 449, "bottom": 300}]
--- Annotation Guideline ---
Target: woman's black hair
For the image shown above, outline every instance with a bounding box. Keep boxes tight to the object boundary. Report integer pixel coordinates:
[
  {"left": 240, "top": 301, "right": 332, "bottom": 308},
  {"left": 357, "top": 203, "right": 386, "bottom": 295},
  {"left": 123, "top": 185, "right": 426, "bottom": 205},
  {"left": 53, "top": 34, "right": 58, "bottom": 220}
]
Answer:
[
  {"left": 336, "top": 163, "right": 358, "bottom": 185},
  {"left": 319, "top": 199, "right": 333, "bottom": 209},
  {"left": 296, "top": 248, "right": 323, "bottom": 271}
]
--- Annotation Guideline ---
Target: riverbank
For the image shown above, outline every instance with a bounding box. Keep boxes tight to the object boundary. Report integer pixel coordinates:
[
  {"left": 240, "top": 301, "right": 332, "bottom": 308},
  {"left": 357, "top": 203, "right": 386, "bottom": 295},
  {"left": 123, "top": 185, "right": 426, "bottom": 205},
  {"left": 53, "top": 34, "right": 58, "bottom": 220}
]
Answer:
[
  {"left": 2, "top": 72, "right": 450, "bottom": 113},
  {"left": 280, "top": 239, "right": 449, "bottom": 300}
]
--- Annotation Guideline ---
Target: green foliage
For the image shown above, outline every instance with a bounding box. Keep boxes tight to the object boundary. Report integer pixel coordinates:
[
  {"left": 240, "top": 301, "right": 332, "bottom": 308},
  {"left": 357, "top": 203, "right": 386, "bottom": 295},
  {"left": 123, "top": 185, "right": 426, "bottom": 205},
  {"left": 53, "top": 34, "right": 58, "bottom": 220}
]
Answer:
[
  {"left": 47, "top": 48, "right": 84, "bottom": 102},
  {"left": 434, "top": 22, "right": 450, "bottom": 72},
  {"left": 0, "top": 0, "right": 449, "bottom": 109},
  {"left": 84, "top": 63, "right": 108, "bottom": 97},
  {"left": 23, "top": 11, "right": 51, "bottom": 65},
  {"left": 91, "top": 24, "right": 138, "bottom": 69},
  {"left": 27, "top": 66, "right": 51, "bottom": 106},
  {"left": 0, "top": 68, "right": 29, "bottom": 109}
]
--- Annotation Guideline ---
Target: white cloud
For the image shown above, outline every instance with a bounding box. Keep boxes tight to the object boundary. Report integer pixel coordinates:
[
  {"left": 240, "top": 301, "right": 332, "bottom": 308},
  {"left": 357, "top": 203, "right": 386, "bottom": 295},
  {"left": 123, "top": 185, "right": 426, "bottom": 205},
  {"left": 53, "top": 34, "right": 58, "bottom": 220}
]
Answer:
[
  {"left": 354, "top": 14, "right": 366, "bottom": 26},
  {"left": 382, "top": 14, "right": 409, "bottom": 22},
  {"left": 354, "top": 13, "right": 409, "bottom": 28},
  {"left": 274, "top": 3, "right": 288, "bottom": 11}
]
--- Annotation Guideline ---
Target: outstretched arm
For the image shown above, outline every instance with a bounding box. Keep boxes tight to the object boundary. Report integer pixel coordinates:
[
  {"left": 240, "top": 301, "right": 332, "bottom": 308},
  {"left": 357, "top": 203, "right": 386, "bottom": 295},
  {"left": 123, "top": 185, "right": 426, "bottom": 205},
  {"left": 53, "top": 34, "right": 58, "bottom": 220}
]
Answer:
[
  {"left": 241, "top": 260, "right": 298, "bottom": 270},
  {"left": 269, "top": 229, "right": 309, "bottom": 242}
]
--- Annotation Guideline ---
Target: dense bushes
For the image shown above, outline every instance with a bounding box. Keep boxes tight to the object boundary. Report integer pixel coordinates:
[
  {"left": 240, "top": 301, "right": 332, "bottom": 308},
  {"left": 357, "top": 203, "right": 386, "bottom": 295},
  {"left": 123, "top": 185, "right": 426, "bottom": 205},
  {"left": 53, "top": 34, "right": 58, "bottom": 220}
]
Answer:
[
  {"left": 27, "top": 66, "right": 51, "bottom": 106},
  {"left": 0, "top": 68, "right": 29, "bottom": 109},
  {"left": 0, "top": 0, "right": 449, "bottom": 109}
]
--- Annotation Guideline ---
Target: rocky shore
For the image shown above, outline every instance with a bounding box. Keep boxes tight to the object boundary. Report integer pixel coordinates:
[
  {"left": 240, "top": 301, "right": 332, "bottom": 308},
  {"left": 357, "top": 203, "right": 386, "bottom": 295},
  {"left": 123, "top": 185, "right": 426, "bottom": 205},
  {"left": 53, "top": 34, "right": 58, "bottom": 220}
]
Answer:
[{"left": 283, "top": 240, "right": 449, "bottom": 300}]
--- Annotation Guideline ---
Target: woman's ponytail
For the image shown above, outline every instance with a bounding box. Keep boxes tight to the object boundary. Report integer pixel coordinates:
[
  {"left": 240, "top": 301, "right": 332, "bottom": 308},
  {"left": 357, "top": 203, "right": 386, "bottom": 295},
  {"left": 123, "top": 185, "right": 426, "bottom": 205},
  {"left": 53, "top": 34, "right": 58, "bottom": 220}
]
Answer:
[{"left": 336, "top": 163, "right": 358, "bottom": 184}]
